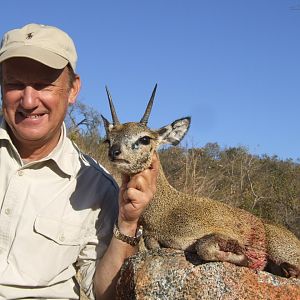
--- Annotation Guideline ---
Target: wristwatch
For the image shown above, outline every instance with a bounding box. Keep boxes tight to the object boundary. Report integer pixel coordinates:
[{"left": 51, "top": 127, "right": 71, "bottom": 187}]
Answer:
[{"left": 113, "top": 222, "right": 143, "bottom": 246}]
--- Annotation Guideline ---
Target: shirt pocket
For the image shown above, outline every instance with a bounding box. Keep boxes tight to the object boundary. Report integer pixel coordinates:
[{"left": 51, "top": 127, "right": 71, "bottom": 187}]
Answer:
[
  {"left": 34, "top": 215, "right": 83, "bottom": 246},
  {"left": 17, "top": 216, "right": 84, "bottom": 286}
]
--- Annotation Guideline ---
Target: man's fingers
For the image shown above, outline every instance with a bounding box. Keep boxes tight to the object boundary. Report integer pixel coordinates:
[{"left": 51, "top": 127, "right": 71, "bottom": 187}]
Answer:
[
  {"left": 126, "top": 187, "right": 153, "bottom": 206},
  {"left": 150, "top": 152, "right": 159, "bottom": 188},
  {"left": 127, "top": 174, "right": 147, "bottom": 192},
  {"left": 120, "top": 174, "right": 130, "bottom": 188},
  {"left": 150, "top": 151, "right": 159, "bottom": 171}
]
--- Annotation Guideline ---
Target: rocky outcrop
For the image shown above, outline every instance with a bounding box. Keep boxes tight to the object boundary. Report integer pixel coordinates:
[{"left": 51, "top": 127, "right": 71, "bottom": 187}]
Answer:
[{"left": 116, "top": 249, "right": 300, "bottom": 300}]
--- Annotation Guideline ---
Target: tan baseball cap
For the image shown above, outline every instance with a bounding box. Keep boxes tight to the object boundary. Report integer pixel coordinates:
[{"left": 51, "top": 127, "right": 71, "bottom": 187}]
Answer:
[{"left": 0, "top": 23, "right": 77, "bottom": 71}]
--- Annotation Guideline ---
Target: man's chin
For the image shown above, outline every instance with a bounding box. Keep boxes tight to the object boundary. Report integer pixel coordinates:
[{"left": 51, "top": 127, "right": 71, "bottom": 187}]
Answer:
[{"left": 9, "top": 126, "right": 54, "bottom": 145}]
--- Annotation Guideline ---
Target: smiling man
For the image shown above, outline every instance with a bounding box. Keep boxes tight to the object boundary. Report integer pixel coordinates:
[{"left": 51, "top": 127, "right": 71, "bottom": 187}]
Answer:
[{"left": 0, "top": 23, "right": 158, "bottom": 300}]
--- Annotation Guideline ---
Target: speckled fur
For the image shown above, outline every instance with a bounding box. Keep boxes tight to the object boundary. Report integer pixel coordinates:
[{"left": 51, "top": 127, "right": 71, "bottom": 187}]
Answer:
[
  {"left": 264, "top": 223, "right": 300, "bottom": 278},
  {"left": 102, "top": 94, "right": 300, "bottom": 278},
  {"left": 141, "top": 167, "right": 267, "bottom": 270}
]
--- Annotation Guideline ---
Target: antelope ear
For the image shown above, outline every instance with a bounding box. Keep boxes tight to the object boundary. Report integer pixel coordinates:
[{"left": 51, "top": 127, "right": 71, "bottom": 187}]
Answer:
[
  {"left": 101, "top": 115, "right": 114, "bottom": 134},
  {"left": 156, "top": 117, "right": 191, "bottom": 146}
]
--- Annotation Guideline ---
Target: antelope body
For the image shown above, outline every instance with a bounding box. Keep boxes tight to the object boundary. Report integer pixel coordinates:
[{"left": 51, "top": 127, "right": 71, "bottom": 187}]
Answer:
[{"left": 102, "top": 85, "right": 300, "bottom": 278}]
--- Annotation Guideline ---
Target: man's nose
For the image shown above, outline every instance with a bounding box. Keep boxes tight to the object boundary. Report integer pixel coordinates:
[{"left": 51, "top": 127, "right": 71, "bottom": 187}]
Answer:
[{"left": 21, "top": 86, "right": 39, "bottom": 109}]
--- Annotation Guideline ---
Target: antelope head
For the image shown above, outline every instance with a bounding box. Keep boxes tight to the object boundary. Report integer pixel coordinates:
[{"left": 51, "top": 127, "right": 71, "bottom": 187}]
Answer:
[{"left": 101, "top": 84, "right": 191, "bottom": 175}]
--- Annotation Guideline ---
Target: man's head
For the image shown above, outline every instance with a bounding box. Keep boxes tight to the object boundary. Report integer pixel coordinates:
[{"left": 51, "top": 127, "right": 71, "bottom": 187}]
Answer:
[{"left": 0, "top": 24, "right": 80, "bottom": 156}]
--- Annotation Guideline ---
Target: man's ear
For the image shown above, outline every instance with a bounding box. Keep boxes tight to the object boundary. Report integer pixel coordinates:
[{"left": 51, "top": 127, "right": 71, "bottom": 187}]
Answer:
[
  {"left": 156, "top": 117, "right": 191, "bottom": 146},
  {"left": 68, "top": 75, "right": 81, "bottom": 104}
]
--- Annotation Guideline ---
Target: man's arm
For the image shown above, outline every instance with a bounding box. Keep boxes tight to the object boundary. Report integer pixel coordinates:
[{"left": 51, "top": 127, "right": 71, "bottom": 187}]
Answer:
[{"left": 94, "top": 153, "right": 159, "bottom": 299}]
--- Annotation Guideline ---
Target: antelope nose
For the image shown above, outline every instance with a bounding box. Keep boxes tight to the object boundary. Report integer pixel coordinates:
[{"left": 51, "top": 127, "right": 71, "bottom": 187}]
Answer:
[{"left": 109, "top": 144, "right": 121, "bottom": 160}]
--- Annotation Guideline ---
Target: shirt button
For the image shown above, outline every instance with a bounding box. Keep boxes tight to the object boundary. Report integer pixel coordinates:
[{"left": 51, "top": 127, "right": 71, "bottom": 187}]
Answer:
[
  {"left": 18, "top": 170, "right": 24, "bottom": 176},
  {"left": 4, "top": 208, "right": 11, "bottom": 215},
  {"left": 59, "top": 234, "right": 65, "bottom": 242}
]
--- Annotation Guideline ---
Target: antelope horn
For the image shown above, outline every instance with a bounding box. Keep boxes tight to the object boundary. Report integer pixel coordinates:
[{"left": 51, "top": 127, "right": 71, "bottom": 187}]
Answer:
[
  {"left": 140, "top": 84, "right": 157, "bottom": 125},
  {"left": 105, "top": 86, "right": 120, "bottom": 125}
]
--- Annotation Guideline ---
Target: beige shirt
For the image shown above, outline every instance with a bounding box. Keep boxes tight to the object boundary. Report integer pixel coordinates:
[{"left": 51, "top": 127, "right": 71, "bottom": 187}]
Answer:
[{"left": 0, "top": 117, "right": 119, "bottom": 299}]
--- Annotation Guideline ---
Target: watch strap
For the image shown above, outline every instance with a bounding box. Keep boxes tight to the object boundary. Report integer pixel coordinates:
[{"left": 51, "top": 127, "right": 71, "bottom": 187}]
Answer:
[{"left": 113, "top": 222, "right": 143, "bottom": 246}]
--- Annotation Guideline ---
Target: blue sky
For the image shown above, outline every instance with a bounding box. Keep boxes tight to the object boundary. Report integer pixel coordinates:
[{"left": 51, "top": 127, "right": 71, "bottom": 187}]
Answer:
[{"left": 1, "top": 1, "right": 300, "bottom": 160}]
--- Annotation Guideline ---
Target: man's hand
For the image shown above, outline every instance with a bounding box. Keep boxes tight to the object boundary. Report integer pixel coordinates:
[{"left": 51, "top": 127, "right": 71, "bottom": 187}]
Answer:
[{"left": 117, "top": 152, "right": 159, "bottom": 234}]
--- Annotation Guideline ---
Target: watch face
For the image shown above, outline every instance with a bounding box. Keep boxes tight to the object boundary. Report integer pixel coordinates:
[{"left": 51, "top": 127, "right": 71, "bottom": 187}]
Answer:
[
  {"left": 113, "top": 223, "right": 143, "bottom": 246},
  {"left": 136, "top": 226, "right": 143, "bottom": 238}
]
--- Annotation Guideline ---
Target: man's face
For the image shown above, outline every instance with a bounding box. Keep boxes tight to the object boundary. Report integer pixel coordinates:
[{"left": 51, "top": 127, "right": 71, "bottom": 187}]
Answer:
[{"left": 1, "top": 57, "right": 79, "bottom": 148}]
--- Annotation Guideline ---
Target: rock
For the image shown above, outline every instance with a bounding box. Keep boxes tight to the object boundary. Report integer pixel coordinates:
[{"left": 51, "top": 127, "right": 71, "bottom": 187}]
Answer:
[{"left": 116, "top": 248, "right": 300, "bottom": 300}]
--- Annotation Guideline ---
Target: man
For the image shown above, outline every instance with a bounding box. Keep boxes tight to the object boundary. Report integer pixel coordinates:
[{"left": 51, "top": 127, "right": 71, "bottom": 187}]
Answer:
[{"left": 0, "top": 23, "right": 158, "bottom": 299}]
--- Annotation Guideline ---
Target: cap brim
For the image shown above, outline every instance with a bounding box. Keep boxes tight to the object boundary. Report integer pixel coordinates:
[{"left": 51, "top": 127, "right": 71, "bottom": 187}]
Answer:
[{"left": 0, "top": 45, "right": 68, "bottom": 69}]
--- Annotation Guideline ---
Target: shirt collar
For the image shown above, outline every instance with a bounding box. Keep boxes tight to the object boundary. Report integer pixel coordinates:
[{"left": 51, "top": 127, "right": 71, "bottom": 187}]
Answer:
[
  {"left": 0, "top": 117, "right": 78, "bottom": 177},
  {"left": 47, "top": 123, "right": 79, "bottom": 177},
  {"left": 0, "top": 116, "right": 11, "bottom": 141}
]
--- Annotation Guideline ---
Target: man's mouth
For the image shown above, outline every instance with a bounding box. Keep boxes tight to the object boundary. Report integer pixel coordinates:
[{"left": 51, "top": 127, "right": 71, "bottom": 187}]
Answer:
[{"left": 19, "top": 112, "right": 45, "bottom": 119}]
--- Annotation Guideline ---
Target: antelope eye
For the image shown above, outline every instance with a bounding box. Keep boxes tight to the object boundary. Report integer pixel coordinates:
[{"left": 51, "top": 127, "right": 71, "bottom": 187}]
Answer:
[{"left": 139, "top": 136, "right": 151, "bottom": 145}]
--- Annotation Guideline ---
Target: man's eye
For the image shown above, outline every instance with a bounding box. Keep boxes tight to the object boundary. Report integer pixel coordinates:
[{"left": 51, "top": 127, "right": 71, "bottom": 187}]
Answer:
[
  {"left": 5, "top": 83, "right": 25, "bottom": 90},
  {"left": 33, "top": 83, "right": 51, "bottom": 90},
  {"left": 139, "top": 136, "right": 151, "bottom": 145}
]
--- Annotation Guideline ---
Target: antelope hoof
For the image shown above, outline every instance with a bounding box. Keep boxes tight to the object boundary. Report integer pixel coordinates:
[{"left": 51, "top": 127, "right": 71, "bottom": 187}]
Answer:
[{"left": 195, "top": 233, "right": 248, "bottom": 267}]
